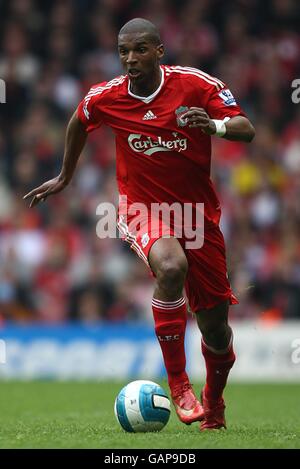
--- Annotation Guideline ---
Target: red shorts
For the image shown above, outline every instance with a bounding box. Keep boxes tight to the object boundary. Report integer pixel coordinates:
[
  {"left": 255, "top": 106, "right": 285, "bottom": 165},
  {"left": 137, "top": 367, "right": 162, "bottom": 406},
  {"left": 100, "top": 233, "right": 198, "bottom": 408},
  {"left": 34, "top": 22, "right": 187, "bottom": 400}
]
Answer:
[{"left": 117, "top": 214, "right": 238, "bottom": 312}]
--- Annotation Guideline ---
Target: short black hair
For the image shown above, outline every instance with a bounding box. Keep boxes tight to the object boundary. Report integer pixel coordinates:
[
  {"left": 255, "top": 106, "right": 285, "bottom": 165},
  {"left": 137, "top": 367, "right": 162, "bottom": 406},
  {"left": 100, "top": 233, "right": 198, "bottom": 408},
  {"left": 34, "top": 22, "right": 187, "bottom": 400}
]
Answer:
[{"left": 118, "top": 18, "right": 161, "bottom": 46}]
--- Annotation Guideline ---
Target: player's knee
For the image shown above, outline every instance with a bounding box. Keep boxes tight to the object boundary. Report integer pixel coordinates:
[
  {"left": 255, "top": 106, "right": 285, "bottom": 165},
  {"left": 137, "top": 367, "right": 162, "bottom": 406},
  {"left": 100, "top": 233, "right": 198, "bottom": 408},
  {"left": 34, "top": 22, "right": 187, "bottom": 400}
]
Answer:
[{"left": 156, "top": 256, "right": 188, "bottom": 294}]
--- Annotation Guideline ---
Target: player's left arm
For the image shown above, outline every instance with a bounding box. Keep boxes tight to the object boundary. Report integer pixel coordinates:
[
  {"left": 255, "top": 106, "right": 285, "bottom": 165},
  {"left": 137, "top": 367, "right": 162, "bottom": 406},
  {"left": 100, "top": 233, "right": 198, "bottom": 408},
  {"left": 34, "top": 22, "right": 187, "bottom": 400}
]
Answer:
[{"left": 181, "top": 107, "right": 255, "bottom": 143}]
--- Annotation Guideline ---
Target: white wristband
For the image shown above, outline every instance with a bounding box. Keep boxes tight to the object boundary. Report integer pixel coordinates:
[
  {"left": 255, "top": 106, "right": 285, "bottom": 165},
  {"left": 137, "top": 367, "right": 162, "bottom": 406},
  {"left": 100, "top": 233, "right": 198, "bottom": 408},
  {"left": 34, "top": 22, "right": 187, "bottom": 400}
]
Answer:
[{"left": 211, "top": 117, "right": 230, "bottom": 137}]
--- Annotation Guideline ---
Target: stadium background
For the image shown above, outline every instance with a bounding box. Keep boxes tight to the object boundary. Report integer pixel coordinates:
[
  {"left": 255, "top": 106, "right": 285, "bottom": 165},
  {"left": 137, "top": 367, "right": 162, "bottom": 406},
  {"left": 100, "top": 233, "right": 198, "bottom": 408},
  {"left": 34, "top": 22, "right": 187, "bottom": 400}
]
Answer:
[
  {"left": 0, "top": 0, "right": 300, "bottom": 382},
  {"left": 1, "top": 0, "right": 300, "bottom": 450}
]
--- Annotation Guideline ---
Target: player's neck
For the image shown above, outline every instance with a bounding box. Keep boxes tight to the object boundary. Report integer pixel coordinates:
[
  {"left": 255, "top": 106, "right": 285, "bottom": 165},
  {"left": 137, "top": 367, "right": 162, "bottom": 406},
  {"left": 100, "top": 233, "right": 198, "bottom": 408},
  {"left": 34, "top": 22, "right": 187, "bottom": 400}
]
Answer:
[{"left": 129, "top": 66, "right": 162, "bottom": 97}]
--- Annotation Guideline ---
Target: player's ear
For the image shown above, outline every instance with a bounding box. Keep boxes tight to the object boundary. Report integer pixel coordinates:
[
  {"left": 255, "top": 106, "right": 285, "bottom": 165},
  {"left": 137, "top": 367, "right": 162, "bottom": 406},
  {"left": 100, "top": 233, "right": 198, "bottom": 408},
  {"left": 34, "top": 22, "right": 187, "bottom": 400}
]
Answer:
[{"left": 156, "top": 44, "right": 164, "bottom": 60}]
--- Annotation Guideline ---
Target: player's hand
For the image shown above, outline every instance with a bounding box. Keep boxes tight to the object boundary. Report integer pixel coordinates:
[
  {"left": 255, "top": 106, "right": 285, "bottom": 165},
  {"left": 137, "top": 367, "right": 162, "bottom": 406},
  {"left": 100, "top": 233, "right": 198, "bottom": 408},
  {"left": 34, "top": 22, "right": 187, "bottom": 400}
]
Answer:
[
  {"left": 181, "top": 107, "right": 216, "bottom": 135},
  {"left": 23, "top": 176, "right": 68, "bottom": 208}
]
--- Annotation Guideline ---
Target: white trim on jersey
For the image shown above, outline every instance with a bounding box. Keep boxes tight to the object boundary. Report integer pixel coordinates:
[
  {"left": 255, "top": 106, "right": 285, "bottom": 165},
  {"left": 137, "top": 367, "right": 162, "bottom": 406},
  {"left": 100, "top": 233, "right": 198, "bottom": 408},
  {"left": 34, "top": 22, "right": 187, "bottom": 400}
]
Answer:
[
  {"left": 165, "top": 66, "right": 224, "bottom": 90},
  {"left": 169, "top": 66, "right": 225, "bottom": 89},
  {"left": 84, "top": 76, "right": 126, "bottom": 100},
  {"left": 86, "top": 76, "right": 126, "bottom": 98},
  {"left": 83, "top": 76, "right": 127, "bottom": 118},
  {"left": 128, "top": 66, "right": 165, "bottom": 103}
]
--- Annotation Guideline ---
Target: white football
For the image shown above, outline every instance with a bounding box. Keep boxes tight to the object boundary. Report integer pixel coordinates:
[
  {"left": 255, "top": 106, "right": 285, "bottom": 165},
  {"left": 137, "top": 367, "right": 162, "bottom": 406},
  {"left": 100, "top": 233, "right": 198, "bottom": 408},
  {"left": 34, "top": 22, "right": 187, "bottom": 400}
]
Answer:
[{"left": 114, "top": 380, "right": 171, "bottom": 432}]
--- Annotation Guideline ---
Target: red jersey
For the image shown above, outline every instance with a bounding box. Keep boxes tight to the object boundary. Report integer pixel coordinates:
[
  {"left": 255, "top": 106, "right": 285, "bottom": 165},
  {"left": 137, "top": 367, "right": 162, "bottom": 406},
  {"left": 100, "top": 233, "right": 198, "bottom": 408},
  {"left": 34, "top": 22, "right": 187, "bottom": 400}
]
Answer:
[{"left": 77, "top": 65, "right": 245, "bottom": 228}]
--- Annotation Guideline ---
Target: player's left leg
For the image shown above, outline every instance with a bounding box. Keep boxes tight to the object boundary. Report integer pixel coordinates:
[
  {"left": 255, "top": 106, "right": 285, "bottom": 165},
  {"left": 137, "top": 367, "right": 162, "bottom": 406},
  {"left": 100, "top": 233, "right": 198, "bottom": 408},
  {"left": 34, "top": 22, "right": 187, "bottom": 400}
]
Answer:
[
  {"left": 183, "top": 225, "right": 237, "bottom": 430},
  {"left": 195, "top": 300, "right": 236, "bottom": 430}
]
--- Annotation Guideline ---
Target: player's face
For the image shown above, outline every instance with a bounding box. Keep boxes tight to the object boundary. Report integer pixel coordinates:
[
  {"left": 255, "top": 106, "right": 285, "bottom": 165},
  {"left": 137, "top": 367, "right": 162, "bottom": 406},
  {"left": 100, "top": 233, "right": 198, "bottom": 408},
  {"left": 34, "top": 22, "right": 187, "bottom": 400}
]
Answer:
[{"left": 118, "top": 33, "right": 164, "bottom": 83}]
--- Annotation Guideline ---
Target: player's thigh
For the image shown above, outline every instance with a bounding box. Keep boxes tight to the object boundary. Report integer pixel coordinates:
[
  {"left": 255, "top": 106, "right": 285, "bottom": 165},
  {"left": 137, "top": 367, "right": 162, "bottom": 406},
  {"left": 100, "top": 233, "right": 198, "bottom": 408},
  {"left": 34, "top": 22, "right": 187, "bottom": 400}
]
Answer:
[{"left": 118, "top": 215, "right": 188, "bottom": 279}]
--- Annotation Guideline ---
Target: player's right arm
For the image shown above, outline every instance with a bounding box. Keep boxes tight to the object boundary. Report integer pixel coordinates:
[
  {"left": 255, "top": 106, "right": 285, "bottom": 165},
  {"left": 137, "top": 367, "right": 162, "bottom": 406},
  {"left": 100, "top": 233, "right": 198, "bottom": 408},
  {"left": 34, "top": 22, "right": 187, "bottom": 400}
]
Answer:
[{"left": 24, "top": 110, "right": 88, "bottom": 208}]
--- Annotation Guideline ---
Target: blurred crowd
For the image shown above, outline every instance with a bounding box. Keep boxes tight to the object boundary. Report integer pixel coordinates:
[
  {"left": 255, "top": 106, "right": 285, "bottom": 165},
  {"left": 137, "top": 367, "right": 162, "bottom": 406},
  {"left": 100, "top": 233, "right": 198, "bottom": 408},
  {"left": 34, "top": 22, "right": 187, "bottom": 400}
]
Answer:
[{"left": 0, "top": 0, "right": 300, "bottom": 324}]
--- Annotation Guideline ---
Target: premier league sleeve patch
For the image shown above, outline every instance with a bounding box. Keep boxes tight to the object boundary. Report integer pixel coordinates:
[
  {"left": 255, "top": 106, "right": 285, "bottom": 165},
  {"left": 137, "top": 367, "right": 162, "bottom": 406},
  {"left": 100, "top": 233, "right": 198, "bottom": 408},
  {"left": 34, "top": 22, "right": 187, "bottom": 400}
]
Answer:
[{"left": 218, "top": 89, "right": 237, "bottom": 106}]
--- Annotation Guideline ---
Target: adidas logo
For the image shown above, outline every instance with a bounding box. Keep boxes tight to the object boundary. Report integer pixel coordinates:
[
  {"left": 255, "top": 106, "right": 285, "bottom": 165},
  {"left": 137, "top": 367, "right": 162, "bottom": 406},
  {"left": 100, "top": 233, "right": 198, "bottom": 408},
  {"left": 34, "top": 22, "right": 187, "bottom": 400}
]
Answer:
[{"left": 142, "top": 110, "right": 157, "bottom": 120}]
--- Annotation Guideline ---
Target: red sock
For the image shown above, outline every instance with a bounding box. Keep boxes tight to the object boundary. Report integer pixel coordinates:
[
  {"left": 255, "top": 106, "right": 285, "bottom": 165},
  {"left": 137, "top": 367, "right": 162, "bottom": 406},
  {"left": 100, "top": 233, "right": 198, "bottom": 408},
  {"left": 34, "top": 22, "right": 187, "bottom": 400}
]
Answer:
[
  {"left": 201, "top": 336, "right": 236, "bottom": 401},
  {"left": 152, "top": 297, "right": 188, "bottom": 388}
]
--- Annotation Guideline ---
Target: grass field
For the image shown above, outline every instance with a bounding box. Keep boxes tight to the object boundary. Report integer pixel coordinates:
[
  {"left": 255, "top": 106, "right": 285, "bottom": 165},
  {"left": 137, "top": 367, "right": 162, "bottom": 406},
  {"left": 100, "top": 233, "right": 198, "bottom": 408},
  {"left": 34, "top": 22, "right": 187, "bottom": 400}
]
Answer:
[{"left": 0, "top": 381, "right": 299, "bottom": 449}]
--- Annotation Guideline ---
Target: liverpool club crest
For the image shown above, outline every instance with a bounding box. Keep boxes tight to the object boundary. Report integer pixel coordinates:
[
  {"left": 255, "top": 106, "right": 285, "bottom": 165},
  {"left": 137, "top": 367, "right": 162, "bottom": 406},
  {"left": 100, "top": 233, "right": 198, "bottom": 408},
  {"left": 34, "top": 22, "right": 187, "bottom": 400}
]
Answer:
[{"left": 175, "top": 106, "right": 189, "bottom": 127}]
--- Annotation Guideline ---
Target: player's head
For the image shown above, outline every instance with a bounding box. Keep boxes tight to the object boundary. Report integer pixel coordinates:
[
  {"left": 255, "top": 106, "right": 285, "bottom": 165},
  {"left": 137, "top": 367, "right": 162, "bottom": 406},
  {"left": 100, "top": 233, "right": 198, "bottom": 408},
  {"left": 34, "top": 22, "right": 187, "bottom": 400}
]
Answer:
[{"left": 118, "top": 18, "right": 164, "bottom": 82}]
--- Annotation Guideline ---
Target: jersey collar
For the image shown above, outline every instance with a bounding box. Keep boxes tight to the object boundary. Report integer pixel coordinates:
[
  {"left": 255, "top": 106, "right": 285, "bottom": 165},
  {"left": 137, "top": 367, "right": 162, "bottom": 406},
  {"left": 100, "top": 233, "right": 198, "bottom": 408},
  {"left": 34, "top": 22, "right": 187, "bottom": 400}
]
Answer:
[{"left": 128, "top": 66, "right": 164, "bottom": 103}]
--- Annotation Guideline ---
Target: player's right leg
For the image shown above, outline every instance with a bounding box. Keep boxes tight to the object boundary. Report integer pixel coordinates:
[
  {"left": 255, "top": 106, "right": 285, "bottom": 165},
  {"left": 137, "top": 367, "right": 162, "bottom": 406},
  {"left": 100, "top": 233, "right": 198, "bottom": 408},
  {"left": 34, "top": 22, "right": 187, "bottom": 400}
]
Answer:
[{"left": 148, "top": 237, "right": 204, "bottom": 425}]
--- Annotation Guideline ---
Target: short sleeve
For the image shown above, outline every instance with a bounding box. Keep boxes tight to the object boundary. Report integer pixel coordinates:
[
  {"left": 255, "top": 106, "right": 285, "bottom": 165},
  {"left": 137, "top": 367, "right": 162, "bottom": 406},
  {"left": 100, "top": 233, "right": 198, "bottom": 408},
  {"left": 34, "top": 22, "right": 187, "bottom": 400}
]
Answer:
[
  {"left": 204, "top": 84, "right": 246, "bottom": 120},
  {"left": 77, "top": 85, "right": 104, "bottom": 133}
]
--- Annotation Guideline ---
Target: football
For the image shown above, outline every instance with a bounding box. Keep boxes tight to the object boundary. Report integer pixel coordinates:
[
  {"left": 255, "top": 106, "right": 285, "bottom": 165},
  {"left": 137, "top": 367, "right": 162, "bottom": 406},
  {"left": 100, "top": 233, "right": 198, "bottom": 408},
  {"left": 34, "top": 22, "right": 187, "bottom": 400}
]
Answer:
[{"left": 114, "top": 380, "right": 171, "bottom": 432}]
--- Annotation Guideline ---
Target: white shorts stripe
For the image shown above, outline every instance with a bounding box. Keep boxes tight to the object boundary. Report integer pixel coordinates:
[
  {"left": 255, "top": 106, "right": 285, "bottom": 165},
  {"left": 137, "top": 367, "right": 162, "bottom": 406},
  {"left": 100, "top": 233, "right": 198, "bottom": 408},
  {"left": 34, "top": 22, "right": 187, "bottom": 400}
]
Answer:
[
  {"left": 117, "top": 219, "right": 136, "bottom": 243},
  {"left": 118, "top": 222, "right": 148, "bottom": 265},
  {"left": 117, "top": 217, "right": 149, "bottom": 266}
]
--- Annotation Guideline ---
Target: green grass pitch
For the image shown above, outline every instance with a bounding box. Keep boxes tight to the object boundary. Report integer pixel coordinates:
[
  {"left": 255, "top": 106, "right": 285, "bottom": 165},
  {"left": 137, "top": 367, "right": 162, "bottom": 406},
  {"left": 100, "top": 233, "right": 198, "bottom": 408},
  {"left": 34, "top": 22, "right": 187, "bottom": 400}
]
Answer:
[{"left": 0, "top": 381, "right": 299, "bottom": 449}]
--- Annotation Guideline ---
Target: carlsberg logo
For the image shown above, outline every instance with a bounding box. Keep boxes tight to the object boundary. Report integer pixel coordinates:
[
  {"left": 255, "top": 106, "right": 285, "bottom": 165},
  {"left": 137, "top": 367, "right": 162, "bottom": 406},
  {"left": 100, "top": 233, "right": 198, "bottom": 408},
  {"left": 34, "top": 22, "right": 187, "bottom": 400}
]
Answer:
[{"left": 128, "top": 133, "right": 188, "bottom": 155}]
